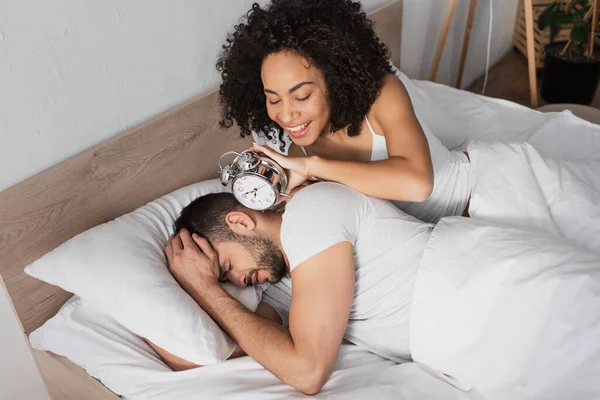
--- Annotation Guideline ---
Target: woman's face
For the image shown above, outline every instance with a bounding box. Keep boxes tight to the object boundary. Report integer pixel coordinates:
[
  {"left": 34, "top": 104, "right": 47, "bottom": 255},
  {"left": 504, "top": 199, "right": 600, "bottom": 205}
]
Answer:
[{"left": 261, "top": 51, "right": 331, "bottom": 147}]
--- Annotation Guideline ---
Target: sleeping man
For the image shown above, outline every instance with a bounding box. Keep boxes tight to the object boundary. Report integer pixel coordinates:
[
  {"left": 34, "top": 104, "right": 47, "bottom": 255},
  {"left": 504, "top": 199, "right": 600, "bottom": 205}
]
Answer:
[
  {"left": 155, "top": 181, "right": 432, "bottom": 394},
  {"left": 155, "top": 181, "right": 600, "bottom": 398}
]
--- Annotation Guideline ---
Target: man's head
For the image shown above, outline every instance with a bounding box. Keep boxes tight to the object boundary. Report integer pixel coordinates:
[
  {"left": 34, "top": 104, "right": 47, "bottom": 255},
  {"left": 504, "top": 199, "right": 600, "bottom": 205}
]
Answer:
[{"left": 174, "top": 193, "right": 288, "bottom": 288}]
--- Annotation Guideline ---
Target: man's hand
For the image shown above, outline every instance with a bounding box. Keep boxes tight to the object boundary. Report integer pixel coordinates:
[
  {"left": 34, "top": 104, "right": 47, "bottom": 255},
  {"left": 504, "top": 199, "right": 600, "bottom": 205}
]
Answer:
[
  {"left": 165, "top": 228, "right": 353, "bottom": 395},
  {"left": 165, "top": 229, "right": 220, "bottom": 296}
]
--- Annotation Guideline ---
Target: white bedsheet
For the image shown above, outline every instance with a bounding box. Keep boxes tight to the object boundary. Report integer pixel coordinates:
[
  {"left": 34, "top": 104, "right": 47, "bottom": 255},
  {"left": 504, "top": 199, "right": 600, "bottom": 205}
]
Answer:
[
  {"left": 125, "top": 351, "right": 479, "bottom": 400},
  {"left": 402, "top": 74, "right": 600, "bottom": 160},
  {"left": 31, "top": 297, "right": 479, "bottom": 400}
]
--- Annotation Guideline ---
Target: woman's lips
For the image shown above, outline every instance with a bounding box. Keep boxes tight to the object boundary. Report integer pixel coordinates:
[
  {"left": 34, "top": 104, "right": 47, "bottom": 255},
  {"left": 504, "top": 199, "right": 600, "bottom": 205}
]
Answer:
[{"left": 285, "top": 121, "right": 312, "bottom": 138}]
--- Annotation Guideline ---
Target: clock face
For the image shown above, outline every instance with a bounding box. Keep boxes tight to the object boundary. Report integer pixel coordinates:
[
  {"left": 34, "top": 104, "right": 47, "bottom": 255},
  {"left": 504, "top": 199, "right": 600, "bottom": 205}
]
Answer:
[{"left": 232, "top": 174, "right": 277, "bottom": 210}]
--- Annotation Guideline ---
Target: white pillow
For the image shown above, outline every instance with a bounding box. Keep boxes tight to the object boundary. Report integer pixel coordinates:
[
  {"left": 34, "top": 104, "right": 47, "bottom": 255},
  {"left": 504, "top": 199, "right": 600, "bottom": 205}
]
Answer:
[
  {"left": 25, "top": 179, "right": 265, "bottom": 365},
  {"left": 30, "top": 296, "right": 172, "bottom": 398}
]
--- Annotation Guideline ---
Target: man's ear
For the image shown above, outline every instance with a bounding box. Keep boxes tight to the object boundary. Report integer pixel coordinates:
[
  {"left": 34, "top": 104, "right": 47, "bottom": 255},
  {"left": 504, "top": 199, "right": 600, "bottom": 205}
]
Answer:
[{"left": 225, "top": 211, "right": 256, "bottom": 235}]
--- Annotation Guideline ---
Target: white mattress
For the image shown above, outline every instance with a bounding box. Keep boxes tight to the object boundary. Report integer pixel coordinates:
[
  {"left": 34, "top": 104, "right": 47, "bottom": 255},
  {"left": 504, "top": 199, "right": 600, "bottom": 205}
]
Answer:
[{"left": 32, "top": 74, "right": 600, "bottom": 400}]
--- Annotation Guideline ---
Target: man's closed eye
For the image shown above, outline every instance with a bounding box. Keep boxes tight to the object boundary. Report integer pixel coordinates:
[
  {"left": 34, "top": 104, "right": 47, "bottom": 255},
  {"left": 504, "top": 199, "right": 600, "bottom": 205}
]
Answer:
[{"left": 218, "top": 264, "right": 231, "bottom": 282}]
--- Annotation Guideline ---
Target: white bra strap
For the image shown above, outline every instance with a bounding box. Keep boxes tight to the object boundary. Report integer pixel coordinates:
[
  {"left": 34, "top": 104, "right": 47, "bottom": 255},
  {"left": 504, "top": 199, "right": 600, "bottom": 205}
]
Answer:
[{"left": 364, "top": 116, "right": 378, "bottom": 136}]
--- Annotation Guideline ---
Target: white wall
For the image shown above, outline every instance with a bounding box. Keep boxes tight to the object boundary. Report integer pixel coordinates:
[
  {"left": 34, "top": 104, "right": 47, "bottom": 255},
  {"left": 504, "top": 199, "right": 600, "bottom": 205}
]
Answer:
[
  {"left": 402, "top": 0, "right": 519, "bottom": 88},
  {"left": 0, "top": 277, "right": 50, "bottom": 399},
  {"left": 0, "top": 0, "right": 519, "bottom": 194}
]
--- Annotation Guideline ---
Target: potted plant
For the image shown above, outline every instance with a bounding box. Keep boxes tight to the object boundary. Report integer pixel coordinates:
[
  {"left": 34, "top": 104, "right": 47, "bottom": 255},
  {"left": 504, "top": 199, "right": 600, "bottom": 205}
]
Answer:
[{"left": 538, "top": 0, "right": 600, "bottom": 104}]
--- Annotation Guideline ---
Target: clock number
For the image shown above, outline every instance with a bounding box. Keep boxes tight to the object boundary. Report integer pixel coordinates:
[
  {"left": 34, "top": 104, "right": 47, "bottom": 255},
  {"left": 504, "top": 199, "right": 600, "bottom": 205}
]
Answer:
[{"left": 237, "top": 187, "right": 243, "bottom": 192}]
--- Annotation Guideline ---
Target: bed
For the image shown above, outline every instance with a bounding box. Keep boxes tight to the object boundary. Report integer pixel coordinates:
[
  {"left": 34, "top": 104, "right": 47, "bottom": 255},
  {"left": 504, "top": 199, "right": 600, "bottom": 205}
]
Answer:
[{"left": 2, "top": 0, "right": 600, "bottom": 398}]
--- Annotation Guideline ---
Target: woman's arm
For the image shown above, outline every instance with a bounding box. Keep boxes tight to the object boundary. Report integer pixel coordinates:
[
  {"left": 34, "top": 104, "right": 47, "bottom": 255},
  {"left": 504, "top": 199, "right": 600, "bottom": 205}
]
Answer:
[
  {"left": 145, "top": 301, "right": 283, "bottom": 371},
  {"left": 311, "top": 75, "right": 433, "bottom": 202}
]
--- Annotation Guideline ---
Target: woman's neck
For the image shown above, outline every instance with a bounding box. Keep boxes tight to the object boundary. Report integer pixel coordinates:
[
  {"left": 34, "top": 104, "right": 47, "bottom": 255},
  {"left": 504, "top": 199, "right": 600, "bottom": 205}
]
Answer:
[
  {"left": 305, "top": 121, "right": 372, "bottom": 163},
  {"left": 312, "top": 124, "right": 348, "bottom": 148}
]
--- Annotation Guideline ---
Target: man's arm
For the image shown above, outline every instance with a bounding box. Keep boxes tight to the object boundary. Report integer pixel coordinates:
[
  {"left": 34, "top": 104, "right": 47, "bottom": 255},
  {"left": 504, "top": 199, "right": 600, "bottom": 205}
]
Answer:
[
  {"left": 168, "top": 232, "right": 354, "bottom": 395},
  {"left": 145, "top": 302, "right": 282, "bottom": 371}
]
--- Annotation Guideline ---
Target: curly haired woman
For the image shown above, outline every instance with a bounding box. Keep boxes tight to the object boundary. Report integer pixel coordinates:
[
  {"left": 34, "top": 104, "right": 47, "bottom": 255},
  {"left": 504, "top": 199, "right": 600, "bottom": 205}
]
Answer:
[{"left": 216, "top": 0, "right": 471, "bottom": 223}]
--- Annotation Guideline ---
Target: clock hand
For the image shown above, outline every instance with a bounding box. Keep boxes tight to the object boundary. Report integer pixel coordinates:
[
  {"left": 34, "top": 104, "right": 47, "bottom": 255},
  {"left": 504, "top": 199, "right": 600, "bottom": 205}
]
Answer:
[
  {"left": 243, "top": 184, "right": 267, "bottom": 197},
  {"left": 250, "top": 184, "right": 267, "bottom": 196}
]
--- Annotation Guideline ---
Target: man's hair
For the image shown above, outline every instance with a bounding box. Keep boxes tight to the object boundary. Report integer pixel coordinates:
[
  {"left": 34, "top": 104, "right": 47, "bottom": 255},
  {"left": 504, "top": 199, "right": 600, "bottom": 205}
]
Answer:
[
  {"left": 216, "top": 0, "right": 393, "bottom": 151},
  {"left": 174, "top": 193, "right": 243, "bottom": 244}
]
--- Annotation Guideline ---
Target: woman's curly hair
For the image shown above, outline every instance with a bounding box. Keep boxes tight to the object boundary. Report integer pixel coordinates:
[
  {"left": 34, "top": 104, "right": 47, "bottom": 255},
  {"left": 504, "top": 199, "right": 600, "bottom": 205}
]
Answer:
[{"left": 216, "top": 0, "right": 393, "bottom": 151}]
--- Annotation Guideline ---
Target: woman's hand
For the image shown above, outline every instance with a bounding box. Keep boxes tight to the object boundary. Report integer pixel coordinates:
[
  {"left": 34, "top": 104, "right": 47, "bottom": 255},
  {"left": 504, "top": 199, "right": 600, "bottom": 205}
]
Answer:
[{"left": 250, "top": 143, "right": 315, "bottom": 193}]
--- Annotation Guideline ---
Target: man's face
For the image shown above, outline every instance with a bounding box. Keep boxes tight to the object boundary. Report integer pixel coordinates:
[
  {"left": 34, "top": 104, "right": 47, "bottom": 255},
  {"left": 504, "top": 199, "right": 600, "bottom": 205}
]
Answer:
[{"left": 213, "top": 235, "right": 287, "bottom": 288}]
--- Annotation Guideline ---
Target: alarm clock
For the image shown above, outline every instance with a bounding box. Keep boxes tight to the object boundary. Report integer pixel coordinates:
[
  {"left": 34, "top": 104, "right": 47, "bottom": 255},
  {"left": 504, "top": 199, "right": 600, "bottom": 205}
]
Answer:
[{"left": 218, "top": 150, "right": 289, "bottom": 210}]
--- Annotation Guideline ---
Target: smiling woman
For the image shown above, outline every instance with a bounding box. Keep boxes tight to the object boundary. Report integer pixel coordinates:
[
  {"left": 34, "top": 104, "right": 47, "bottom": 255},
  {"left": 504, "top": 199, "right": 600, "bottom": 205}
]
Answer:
[{"left": 216, "top": 0, "right": 473, "bottom": 224}]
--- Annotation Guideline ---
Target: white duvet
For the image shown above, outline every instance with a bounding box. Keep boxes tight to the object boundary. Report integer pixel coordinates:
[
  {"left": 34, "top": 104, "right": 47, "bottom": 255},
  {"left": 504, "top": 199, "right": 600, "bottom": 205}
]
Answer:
[
  {"left": 467, "top": 141, "right": 600, "bottom": 254},
  {"left": 403, "top": 74, "right": 600, "bottom": 399},
  {"left": 32, "top": 72, "right": 600, "bottom": 399},
  {"left": 411, "top": 217, "right": 600, "bottom": 400}
]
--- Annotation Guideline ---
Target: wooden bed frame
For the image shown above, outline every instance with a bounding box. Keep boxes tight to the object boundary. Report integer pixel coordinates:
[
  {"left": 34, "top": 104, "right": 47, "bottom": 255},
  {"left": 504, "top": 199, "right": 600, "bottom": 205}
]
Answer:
[{"left": 0, "top": 1, "right": 403, "bottom": 398}]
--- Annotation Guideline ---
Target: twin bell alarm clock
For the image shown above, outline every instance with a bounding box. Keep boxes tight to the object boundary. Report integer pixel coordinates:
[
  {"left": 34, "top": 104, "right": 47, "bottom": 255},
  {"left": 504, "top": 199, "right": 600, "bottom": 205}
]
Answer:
[{"left": 218, "top": 150, "right": 289, "bottom": 210}]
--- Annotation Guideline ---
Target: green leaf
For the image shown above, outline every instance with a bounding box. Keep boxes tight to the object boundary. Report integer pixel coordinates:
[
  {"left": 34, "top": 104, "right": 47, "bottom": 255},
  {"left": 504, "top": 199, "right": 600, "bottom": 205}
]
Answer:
[
  {"left": 571, "top": 26, "right": 587, "bottom": 45},
  {"left": 550, "top": 25, "right": 560, "bottom": 42},
  {"left": 538, "top": 2, "right": 560, "bottom": 30},
  {"left": 568, "top": 0, "right": 588, "bottom": 11},
  {"left": 573, "top": 5, "right": 592, "bottom": 24},
  {"left": 553, "top": 13, "right": 574, "bottom": 28}
]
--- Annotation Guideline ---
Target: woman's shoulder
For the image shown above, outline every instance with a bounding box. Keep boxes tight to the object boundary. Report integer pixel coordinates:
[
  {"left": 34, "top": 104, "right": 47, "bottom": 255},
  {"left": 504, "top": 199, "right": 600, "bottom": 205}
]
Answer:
[
  {"left": 368, "top": 73, "right": 415, "bottom": 135},
  {"left": 373, "top": 74, "right": 413, "bottom": 115}
]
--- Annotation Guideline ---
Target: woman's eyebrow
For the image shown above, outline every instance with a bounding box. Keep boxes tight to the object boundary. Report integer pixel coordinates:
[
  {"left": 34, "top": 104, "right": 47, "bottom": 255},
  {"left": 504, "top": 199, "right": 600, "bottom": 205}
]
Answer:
[{"left": 264, "top": 81, "right": 314, "bottom": 95}]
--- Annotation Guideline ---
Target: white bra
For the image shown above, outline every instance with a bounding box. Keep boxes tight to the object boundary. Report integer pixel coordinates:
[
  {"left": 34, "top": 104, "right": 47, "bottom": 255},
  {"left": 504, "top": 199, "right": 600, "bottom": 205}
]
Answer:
[{"left": 364, "top": 116, "right": 389, "bottom": 161}]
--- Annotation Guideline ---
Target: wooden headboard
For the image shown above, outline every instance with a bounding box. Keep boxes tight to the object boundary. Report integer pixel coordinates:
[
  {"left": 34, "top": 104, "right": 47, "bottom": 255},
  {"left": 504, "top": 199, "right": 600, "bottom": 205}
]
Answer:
[{"left": 0, "top": 1, "right": 402, "bottom": 398}]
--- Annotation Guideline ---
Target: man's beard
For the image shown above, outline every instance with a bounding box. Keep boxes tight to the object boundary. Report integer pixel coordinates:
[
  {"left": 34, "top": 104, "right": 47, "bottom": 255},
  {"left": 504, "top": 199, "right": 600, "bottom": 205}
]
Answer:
[{"left": 239, "top": 235, "right": 287, "bottom": 285}]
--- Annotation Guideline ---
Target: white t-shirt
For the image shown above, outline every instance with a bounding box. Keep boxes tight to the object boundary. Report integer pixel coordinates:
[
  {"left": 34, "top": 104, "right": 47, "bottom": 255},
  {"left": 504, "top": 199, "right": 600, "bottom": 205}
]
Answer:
[{"left": 263, "top": 182, "right": 433, "bottom": 362}]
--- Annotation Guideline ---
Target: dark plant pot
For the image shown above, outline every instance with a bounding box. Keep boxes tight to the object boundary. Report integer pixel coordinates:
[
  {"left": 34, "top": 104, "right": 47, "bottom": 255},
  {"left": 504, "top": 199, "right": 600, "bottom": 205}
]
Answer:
[{"left": 541, "top": 42, "right": 600, "bottom": 105}]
